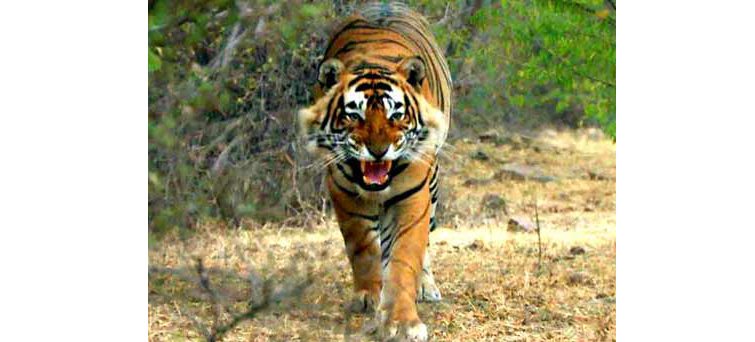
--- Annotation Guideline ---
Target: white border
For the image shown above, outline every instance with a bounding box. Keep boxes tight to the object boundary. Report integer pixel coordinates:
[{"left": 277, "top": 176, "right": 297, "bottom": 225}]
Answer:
[{"left": 3, "top": 2, "right": 144, "bottom": 341}]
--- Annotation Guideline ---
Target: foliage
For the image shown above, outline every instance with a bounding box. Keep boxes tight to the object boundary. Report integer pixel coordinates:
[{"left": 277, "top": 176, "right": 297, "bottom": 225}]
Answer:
[
  {"left": 148, "top": 0, "right": 335, "bottom": 237},
  {"left": 148, "top": 0, "right": 616, "bottom": 235},
  {"left": 428, "top": 0, "right": 616, "bottom": 138}
]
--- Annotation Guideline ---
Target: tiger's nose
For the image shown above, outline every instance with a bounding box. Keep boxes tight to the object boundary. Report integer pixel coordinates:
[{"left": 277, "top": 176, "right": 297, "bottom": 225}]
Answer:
[{"left": 367, "top": 145, "right": 389, "bottom": 160}]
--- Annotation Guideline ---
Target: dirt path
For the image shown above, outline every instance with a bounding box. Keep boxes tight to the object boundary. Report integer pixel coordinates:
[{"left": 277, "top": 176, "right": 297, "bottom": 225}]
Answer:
[{"left": 149, "top": 129, "right": 616, "bottom": 341}]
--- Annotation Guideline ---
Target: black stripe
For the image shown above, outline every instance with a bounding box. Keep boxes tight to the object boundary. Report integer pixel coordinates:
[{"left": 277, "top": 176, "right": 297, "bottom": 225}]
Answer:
[
  {"left": 409, "top": 92, "right": 424, "bottom": 127},
  {"left": 320, "top": 94, "right": 338, "bottom": 130},
  {"left": 375, "top": 55, "right": 404, "bottom": 63},
  {"left": 354, "top": 81, "right": 395, "bottom": 93},
  {"left": 381, "top": 232, "right": 393, "bottom": 248},
  {"left": 381, "top": 219, "right": 396, "bottom": 236},
  {"left": 345, "top": 211, "right": 379, "bottom": 221},
  {"left": 339, "top": 21, "right": 377, "bottom": 32},
  {"left": 388, "top": 161, "right": 410, "bottom": 178},
  {"left": 375, "top": 82, "right": 392, "bottom": 91},
  {"left": 352, "top": 61, "right": 392, "bottom": 73},
  {"left": 316, "top": 143, "right": 334, "bottom": 150},
  {"left": 394, "top": 202, "right": 430, "bottom": 241},
  {"left": 348, "top": 73, "right": 398, "bottom": 88},
  {"left": 381, "top": 236, "right": 395, "bottom": 260},
  {"left": 403, "top": 95, "right": 414, "bottom": 129},
  {"left": 355, "top": 83, "right": 373, "bottom": 92},
  {"left": 329, "top": 96, "right": 345, "bottom": 131},
  {"left": 319, "top": 20, "right": 370, "bottom": 61},
  {"left": 384, "top": 170, "right": 429, "bottom": 209},
  {"left": 338, "top": 28, "right": 385, "bottom": 37},
  {"left": 334, "top": 39, "right": 411, "bottom": 58},
  {"left": 336, "top": 162, "right": 357, "bottom": 182},
  {"left": 407, "top": 106, "right": 416, "bottom": 129},
  {"left": 333, "top": 178, "right": 358, "bottom": 197}
]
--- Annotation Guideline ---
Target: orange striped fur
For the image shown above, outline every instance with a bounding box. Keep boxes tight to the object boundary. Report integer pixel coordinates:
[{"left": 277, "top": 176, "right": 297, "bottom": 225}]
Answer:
[{"left": 298, "top": 2, "right": 451, "bottom": 340}]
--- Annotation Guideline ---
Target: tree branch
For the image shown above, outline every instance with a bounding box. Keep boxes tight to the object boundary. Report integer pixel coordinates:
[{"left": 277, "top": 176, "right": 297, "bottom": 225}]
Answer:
[{"left": 150, "top": 257, "right": 314, "bottom": 342}]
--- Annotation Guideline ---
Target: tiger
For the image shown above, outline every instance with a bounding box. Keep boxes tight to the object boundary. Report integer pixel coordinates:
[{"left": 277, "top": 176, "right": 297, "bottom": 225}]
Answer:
[{"left": 298, "top": 2, "right": 452, "bottom": 340}]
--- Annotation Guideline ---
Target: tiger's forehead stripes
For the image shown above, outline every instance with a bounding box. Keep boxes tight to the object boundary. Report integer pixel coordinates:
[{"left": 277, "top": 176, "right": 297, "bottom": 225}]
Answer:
[
  {"left": 351, "top": 60, "right": 395, "bottom": 75},
  {"left": 343, "top": 81, "right": 405, "bottom": 118},
  {"left": 348, "top": 72, "right": 399, "bottom": 87}
]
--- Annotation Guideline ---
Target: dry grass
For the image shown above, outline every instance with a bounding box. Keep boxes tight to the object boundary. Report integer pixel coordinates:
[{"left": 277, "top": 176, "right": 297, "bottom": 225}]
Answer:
[{"left": 148, "top": 128, "right": 616, "bottom": 342}]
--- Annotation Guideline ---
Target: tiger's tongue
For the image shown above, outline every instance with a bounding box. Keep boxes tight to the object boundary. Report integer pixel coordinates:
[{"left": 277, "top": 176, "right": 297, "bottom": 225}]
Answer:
[{"left": 361, "top": 161, "right": 391, "bottom": 185}]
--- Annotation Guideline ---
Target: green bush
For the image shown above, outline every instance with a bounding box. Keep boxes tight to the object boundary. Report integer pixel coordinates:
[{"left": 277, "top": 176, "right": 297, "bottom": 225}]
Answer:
[{"left": 429, "top": 0, "right": 615, "bottom": 138}]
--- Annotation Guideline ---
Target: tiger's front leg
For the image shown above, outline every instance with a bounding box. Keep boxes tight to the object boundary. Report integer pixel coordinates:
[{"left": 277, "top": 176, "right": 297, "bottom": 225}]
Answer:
[
  {"left": 376, "top": 188, "right": 432, "bottom": 341},
  {"left": 328, "top": 177, "right": 382, "bottom": 313}
]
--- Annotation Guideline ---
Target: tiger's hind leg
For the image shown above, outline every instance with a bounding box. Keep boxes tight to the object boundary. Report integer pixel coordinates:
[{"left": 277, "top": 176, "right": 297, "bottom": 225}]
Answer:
[
  {"left": 417, "top": 246, "right": 441, "bottom": 302},
  {"left": 417, "top": 168, "right": 442, "bottom": 302}
]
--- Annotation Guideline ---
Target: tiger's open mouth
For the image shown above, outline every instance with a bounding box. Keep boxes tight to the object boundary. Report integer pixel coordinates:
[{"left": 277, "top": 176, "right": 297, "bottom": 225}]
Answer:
[{"left": 360, "top": 160, "right": 393, "bottom": 186}]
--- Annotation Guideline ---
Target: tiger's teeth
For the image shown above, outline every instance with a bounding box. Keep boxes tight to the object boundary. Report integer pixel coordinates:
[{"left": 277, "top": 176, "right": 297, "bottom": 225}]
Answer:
[{"left": 361, "top": 160, "right": 392, "bottom": 185}]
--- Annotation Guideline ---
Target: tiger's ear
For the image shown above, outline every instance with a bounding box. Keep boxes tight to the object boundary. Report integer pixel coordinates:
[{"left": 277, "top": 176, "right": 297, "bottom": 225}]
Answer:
[
  {"left": 318, "top": 58, "right": 345, "bottom": 91},
  {"left": 399, "top": 56, "right": 426, "bottom": 89}
]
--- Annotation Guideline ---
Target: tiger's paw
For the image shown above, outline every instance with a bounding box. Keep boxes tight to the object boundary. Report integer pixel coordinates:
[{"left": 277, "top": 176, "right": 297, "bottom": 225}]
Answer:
[
  {"left": 417, "top": 273, "right": 442, "bottom": 302},
  {"left": 348, "top": 289, "right": 379, "bottom": 313},
  {"left": 382, "top": 320, "right": 428, "bottom": 342}
]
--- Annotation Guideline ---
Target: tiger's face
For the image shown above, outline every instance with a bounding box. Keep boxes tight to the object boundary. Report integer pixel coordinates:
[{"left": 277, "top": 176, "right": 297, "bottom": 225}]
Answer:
[{"left": 299, "top": 57, "right": 447, "bottom": 191}]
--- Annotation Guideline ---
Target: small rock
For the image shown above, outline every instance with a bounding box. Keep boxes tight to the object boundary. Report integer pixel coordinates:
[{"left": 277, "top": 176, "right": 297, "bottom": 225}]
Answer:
[
  {"left": 507, "top": 217, "right": 536, "bottom": 233},
  {"left": 463, "top": 178, "right": 492, "bottom": 187},
  {"left": 478, "top": 130, "right": 500, "bottom": 143},
  {"left": 568, "top": 272, "right": 589, "bottom": 285},
  {"left": 534, "top": 175, "right": 557, "bottom": 183},
  {"left": 467, "top": 239, "right": 486, "bottom": 250},
  {"left": 481, "top": 194, "right": 508, "bottom": 215},
  {"left": 587, "top": 170, "right": 614, "bottom": 181},
  {"left": 495, "top": 165, "right": 556, "bottom": 183},
  {"left": 569, "top": 246, "right": 586, "bottom": 255},
  {"left": 470, "top": 150, "right": 490, "bottom": 161}
]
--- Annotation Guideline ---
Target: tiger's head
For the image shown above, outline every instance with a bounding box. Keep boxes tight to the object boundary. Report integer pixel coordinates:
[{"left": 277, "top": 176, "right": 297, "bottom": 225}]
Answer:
[{"left": 299, "top": 56, "right": 447, "bottom": 191}]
